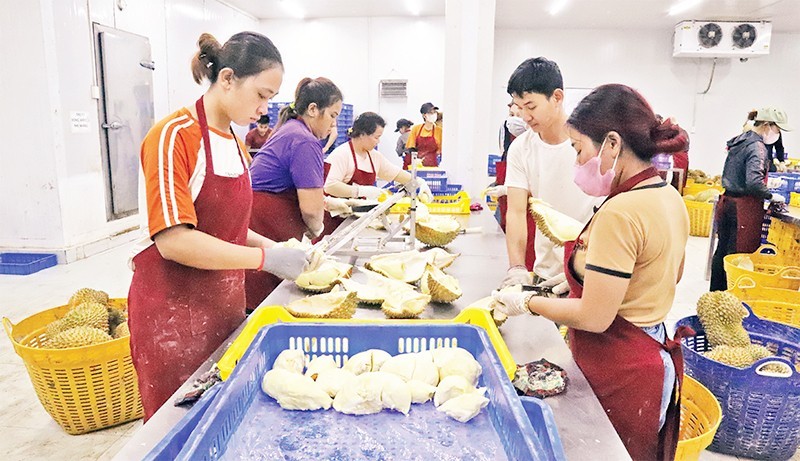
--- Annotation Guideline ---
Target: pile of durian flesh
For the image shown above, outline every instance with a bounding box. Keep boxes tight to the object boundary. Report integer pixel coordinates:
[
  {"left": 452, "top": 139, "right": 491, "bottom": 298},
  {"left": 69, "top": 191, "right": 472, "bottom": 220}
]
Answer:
[
  {"left": 42, "top": 288, "right": 129, "bottom": 349},
  {"left": 261, "top": 346, "right": 489, "bottom": 423}
]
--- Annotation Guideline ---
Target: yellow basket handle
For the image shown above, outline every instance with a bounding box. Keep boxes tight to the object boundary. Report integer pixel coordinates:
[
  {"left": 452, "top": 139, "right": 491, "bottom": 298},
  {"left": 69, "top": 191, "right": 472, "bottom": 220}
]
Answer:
[
  {"left": 734, "top": 276, "right": 758, "bottom": 290},
  {"left": 777, "top": 267, "right": 800, "bottom": 280},
  {"left": 2, "top": 317, "right": 16, "bottom": 344},
  {"left": 754, "top": 244, "right": 779, "bottom": 256}
]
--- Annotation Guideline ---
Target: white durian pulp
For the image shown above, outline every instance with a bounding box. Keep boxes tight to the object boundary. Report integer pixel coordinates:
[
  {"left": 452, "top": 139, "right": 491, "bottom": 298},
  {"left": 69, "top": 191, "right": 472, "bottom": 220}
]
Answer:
[
  {"left": 431, "top": 347, "right": 482, "bottom": 385},
  {"left": 261, "top": 368, "right": 332, "bottom": 411},
  {"left": 423, "top": 247, "right": 460, "bottom": 269},
  {"left": 343, "top": 349, "right": 392, "bottom": 375},
  {"left": 332, "top": 372, "right": 385, "bottom": 415},
  {"left": 272, "top": 349, "right": 305, "bottom": 374},
  {"left": 437, "top": 389, "right": 489, "bottom": 423},
  {"left": 371, "top": 349, "right": 392, "bottom": 371},
  {"left": 377, "top": 372, "right": 412, "bottom": 415},
  {"left": 380, "top": 353, "right": 417, "bottom": 381},
  {"left": 408, "top": 379, "right": 437, "bottom": 404},
  {"left": 411, "top": 351, "right": 440, "bottom": 386},
  {"left": 304, "top": 355, "right": 338, "bottom": 379},
  {"left": 315, "top": 368, "right": 357, "bottom": 398},
  {"left": 434, "top": 375, "right": 475, "bottom": 407}
]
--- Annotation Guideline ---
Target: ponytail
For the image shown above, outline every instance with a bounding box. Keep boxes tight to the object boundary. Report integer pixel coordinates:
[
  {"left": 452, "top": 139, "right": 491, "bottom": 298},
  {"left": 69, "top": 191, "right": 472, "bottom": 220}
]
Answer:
[
  {"left": 275, "top": 77, "right": 343, "bottom": 132},
  {"left": 191, "top": 33, "right": 222, "bottom": 84},
  {"left": 650, "top": 117, "right": 689, "bottom": 154},
  {"left": 190, "top": 31, "right": 282, "bottom": 85}
]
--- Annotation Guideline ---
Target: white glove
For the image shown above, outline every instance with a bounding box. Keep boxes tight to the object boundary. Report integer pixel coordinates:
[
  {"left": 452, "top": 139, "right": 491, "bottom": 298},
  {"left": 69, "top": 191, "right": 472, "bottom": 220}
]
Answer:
[
  {"left": 261, "top": 247, "right": 309, "bottom": 280},
  {"left": 774, "top": 160, "right": 787, "bottom": 173},
  {"left": 491, "top": 290, "right": 532, "bottom": 316},
  {"left": 304, "top": 222, "right": 325, "bottom": 240},
  {"left": 485, "top": 185, "right": 508, "bottom": 199},
  {"left": 323, "top": 196, "right": 353, "bottom": 217},
  {"left": 355, "top": 185, "right": 384, "bottom": 200},
  {"left": 416, "top": 178, "right": 434, "bottom": 203},
  {"left": 539, "top": 272, "right": 570, "bottom": 296},
  {"left": 500, "top": 266, "right": 532, "bottom": 288}
]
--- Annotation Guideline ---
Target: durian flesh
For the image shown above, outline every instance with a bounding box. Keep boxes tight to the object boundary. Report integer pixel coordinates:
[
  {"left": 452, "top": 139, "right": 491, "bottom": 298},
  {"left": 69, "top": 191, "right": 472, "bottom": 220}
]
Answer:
[
  {"left": 285, "top": 290, "right": 357, "bottom": 319},
  {"left": 420, "top": 264, "right": 462, "bottom": 303},
  {"left": 295, "top": 260, "right": 352, "bottom": 292},
  {"left": 381, "top": 290, "right": 431, "bottom": 319},
  {"left": 423, "top": 247, "right": 460, "bottom": 269},
  {"left": 365, "top": 251, "right": 429, "bottom": 284},
  {"left": 261, "top": 368, "right": 333, "bottom": 411},
  {"left": 528, "top": 198, "right": 583, "bottom": 246}
]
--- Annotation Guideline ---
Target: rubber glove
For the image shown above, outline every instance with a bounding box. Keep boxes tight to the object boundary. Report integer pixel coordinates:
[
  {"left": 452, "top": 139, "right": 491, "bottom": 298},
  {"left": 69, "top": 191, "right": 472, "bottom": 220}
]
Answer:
[
  {"left": 261, "top": 247, "right": 309, "bottom": 280},
  {"left": 539, "top": 272, "right": 570, "bottom": 296},
  {"left": 355, "top": 185, "right": 384, "bottom": 200},
  {"left": 500, "top": 266, "right": 532, "bottom": 288},
  {"left": 304, "top": 222, "right": 325, "bottom": 241},
  {"left": 324, "top": 196, "right": 353, "bottom": 217},
  {"left": 491, "top": 290, "right": 534, "bottom": 316},
  {"left": 485, "top": 185, "right": 508, "bottom": 199},
  {"left": 417, "top": 178, "right": 434, "bottom": 203},
  {"left": 774, "top": 160, "right": 788, "bottom": 173}
]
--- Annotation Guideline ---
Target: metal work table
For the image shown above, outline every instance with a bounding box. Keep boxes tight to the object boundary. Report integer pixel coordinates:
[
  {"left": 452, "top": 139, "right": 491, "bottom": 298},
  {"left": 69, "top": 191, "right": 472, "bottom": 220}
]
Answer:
[
  {"left": 114, "top": 210, "right": 630, "bottom": 460},
  {"left": 774, "top": 205, "right": 800, "bottom": 227}
]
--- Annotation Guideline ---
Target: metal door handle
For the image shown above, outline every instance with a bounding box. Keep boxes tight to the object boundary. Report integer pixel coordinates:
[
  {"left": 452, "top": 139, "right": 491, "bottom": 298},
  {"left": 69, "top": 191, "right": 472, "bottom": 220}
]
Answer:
[
  {"left": 139, "top": 60, "right": 156, "bottom": 70},
  {"left": 102, "top": 121, "right": 124, "bottom": 130}
]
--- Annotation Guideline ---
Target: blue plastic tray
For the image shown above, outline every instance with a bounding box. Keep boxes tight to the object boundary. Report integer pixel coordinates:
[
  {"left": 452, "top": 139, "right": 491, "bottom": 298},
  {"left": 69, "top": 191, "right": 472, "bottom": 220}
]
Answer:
[
  {"left": 0, "top": 252, "right": 57, "bottom": 275},
  {"left": 174, "top": 323, "right": 564, "bottom": 460}
]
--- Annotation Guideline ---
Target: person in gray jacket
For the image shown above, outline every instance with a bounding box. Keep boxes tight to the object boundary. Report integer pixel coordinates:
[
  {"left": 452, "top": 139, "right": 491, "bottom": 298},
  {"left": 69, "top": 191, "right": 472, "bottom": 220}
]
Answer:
[{"left": 710, "top": 107, "right": 792, "bottom": 290}]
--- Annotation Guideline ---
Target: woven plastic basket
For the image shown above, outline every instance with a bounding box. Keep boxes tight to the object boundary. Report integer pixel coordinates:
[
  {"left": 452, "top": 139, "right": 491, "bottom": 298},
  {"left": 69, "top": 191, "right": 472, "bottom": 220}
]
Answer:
[
  {"left": 723, "top": 244, "right": 800, "bottom": 290},
  {"left": 2, "top": 299, "right": 143, "bottom": 434},
  {"left": 683, "top": 182, "right": 724, "bottom": 197},
  {"left": 683, "top": 198, "right": 714, "bottom": 237},
  {"left": 675, "top": 375, "right": 722, "bottom": 461},
  {"left": 767, "top": 218, "right": 800, "bottom": 265},
  {"left": 676, "top": 312, "right": 800, "bottom": 460},
  {"left": 729, "top": 276, "right": 800, "bottom": 328}
]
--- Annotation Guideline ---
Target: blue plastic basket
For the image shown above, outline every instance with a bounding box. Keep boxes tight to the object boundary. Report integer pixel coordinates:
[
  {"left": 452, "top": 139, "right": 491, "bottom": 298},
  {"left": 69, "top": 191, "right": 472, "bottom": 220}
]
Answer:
[
  {"left": 0, "top": 252, "right": 57, "bottom": 275},
  {"left": 487, "top": 154, "right": 501, "bottom": 176},
  {"left": 676, "top": 312, "right": 800, "bottom": 460},
  {"left": 174, "top": 323, "right": 564, "bottom": 461}
]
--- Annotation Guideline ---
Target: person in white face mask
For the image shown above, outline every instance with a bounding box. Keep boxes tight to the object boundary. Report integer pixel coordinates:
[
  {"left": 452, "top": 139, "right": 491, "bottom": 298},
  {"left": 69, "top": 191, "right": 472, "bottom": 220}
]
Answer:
[{"left": 404, "top": 102, "right": 443, "bottom": 168}]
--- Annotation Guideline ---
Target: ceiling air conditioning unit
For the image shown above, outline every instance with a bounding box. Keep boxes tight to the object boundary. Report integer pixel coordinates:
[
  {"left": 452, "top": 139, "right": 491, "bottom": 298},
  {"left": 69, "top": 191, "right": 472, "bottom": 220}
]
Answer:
[
  {"left": 673, "top": 21, "right": 772, "bottom": 58},
  {"left": 379, "top": 79, "right": 407, "bottom": 98}
]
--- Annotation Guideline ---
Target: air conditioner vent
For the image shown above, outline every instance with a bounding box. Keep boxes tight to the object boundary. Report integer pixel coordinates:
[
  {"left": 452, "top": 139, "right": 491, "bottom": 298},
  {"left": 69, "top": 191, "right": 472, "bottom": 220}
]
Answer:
[
  {"left": 673, "top": 21, "right": 771, "bottom": 58},
  {"left": 380, "top": 79, "right": 407, "bottom": 98}
]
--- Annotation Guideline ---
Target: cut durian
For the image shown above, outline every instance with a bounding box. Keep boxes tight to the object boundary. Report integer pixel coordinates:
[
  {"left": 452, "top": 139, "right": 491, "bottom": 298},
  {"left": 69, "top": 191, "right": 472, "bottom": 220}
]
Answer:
[
  {"left": 420, "top": 264, "right": 462, "bottom": 303},
  {"left": 315, "top": 368, "right": 357, "bottom": 398},
  {"left": 337, "top": 277, "right": 385, "bottom": 305},
  {"left": 62, "top": 302, "right": 110, "bottom": 332},
  {"left": 415, "top": 216, "right": 461, "bottom": 247},
  {"left": 365, "top": 251, "right": 429, "bottom": 284},
  {"left": 295, "top": 260, "right": 352, "bottom": 293},
  {"left": 46, "top": 326, "right": 112, "bottom": 349},
  {"left": 112, "top": 321, "right": 130, "bottom": 339},
  {"left": 343, "top": 349, "right": 392, "bottom": 375},
  {"left": 68, "top": 288, "right": 109, "bottom": 308},
  {"left": 528, "top": 198, "right": 583, "bottom": 246},
  {"left": 431, "top": 347, "right": 482, "bottom": 385},
  {"left": 274, "top": 237, "right": 312, "bottom": 251},
  {"left": 273, "top": 349, "right": 306, "bottom": 374},
  {"left": 434, "top": 375, "right": 475, "bottom": 407},
  {"left": 381, "top": 290, "right": 431, "bottom": 319},
  {"left": 261, "top": 368, "right": 332, "bottom": 411},
  {"left": 423, "top": 247, "right": 460, "bottom": 269},
  {"left": 332, "top": 371, "right": 386, "bottom": 415},
  {"left": 437, "top": 389, "right": 489, "bottom": 423},
  {"left": 285, "top": 290, "right": 357, "bottom": 319},
  {"left": 305, "top": 355, "right": 338, "bottom": 379}
]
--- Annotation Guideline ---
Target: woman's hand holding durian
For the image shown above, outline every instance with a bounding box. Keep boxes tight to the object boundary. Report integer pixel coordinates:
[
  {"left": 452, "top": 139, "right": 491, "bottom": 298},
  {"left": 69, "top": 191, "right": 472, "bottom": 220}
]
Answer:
[{"left": 491, "top": 290, "right": 538, "bottom": 317}]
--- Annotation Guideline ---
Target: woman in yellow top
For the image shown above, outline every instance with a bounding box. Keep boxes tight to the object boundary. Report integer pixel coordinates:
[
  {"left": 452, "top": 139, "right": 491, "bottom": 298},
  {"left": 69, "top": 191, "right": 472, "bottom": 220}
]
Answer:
[
  {"left": 493, "top": 84, "right": 690, "bottom": 461},
  {"left": 404, "top": 102, "right": 442, "bottom": 168}
]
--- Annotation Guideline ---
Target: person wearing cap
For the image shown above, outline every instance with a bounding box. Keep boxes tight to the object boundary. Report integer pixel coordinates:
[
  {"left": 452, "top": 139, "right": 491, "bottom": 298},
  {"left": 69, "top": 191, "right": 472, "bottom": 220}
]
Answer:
[
  {"left": 404, "top": 102, "right": 443, "bottom": 168},
  {"left": 395, "top": 118, "right": 414, "bottom": 158},
  {"left": 710, "top": 107, "right": 793, "bottom": 290}
]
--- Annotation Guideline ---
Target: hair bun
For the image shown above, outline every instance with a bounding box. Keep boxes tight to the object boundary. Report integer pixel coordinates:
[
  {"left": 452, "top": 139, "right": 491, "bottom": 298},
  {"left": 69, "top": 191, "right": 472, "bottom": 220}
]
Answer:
[
  {"left": 651, "top": 118, "right": 688, "bottom": 153},
  {"left": 191, "top": 33, "right": 221, "bottom": 84}
]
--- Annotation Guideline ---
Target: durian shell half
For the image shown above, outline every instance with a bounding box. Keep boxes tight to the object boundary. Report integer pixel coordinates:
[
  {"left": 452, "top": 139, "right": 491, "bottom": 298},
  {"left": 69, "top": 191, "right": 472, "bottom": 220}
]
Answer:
[
  {"left": 420, "top": 264, "right": 462, "bottom": 303},
  {"left": 295, "top": 260, "right": 353, "bottom": 293},
  {"left": 364, "top": 251, "right": 429, "bottom": 284},
  {"left": 528, "top": 198, "right": 583, "bottom": 247},
  {"left": 337, "top": 278, "right": 384, "bottom": 305},
  {"left": 414, "top": 218, "right": 460, "bottom": 247},
  {"left": 423, "top": 248, "right": 460, "bottom": 269},
  {"left": 381, "top": 290, "right": 431, "bottom": 319},
  {"left": 286, "top": 290, "right": 358, "bottom": 319}
]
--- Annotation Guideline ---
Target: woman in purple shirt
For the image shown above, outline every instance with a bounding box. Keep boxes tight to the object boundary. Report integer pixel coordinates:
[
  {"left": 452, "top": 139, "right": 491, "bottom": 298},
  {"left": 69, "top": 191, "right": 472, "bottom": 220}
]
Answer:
[{"left": 245, "top": 77, "right": 343, "bottom": 310}]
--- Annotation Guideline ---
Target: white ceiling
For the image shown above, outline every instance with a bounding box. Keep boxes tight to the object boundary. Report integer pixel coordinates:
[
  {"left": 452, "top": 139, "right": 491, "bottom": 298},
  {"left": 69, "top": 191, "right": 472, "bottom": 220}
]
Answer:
[{"left": 224, "top": 0, "right": 800, "bottom": 32}]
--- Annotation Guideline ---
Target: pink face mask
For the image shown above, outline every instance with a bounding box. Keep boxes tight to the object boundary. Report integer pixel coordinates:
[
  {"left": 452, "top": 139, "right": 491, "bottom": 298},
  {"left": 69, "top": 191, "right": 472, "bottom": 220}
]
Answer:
[{"left": 573, "top": 137, "right": 617, "bottom": 197}]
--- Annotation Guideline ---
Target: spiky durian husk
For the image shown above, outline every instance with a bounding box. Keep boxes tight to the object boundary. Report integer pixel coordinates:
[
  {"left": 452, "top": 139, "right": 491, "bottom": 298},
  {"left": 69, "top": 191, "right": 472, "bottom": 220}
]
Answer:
[
  {"left": 528, "top": 198, "right": 582, "bottom": 247},
  {"left": 286, "top": 291, "right": 358, "bottom": 319},
  {"left": 421, "top": 265, "right": 462, "bottom": 303},
  {"left": 112, "top": 321, "right": 130, "bottom": 339},
  {"left": 381, "top": 291, "right": 431, "bottom": 319},
  {"left": 423, "top": 248, "right": 460, "bottom": 269},
  {"left": 696, "top": 291, "right": 751, "bottom": 347},
  {"left": 107, "top": 307, "right": 126, "bottom": 334},
  {"left": 63, "top": 302, "right": 110, "bottom": 333},
  {"left": 415, "top": 222, "right": 459, "bottom": 247},
  {"left": 704, "top": 344, "right": 786, "bottom": 372},
  {"left": 68, "top": 288, "right": 109, "bottom": 308},
  {"left": 46, "top": 318, "right": 69, "bottom": 338},
  {"left": 46, "top": 326, "right": 112, "bottom": 349}
]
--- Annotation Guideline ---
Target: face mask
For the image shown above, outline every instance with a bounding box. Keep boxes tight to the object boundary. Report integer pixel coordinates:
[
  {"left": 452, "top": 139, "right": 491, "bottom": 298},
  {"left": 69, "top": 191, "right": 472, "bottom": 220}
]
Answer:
[
  {"left": 573, "top": 137, "right": 618, "bottom": 197},
  {"left": 762, "top": 127, "right": 780, "bottom": 145},
  {"left": 506, "top": 116, "right": 527, "bottom": 137},
  {"left": 425, "top": 113, "right": 438, "bottom": 124},
  {"left": 400, "top": 131, "right": 410, "bottom": 142}
]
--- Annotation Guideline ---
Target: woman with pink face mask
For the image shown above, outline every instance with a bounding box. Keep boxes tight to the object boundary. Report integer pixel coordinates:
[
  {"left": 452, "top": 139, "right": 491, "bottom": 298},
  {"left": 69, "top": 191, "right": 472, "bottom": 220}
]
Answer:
[
  {"left": 709, "top": 107, "right": 792, "bottom": 290},
  {"left": 492, "top": 84, "right": 691, "bottom": 461},
  {"left": 404, "top": 102, "right": 443, "bottom": 168}
]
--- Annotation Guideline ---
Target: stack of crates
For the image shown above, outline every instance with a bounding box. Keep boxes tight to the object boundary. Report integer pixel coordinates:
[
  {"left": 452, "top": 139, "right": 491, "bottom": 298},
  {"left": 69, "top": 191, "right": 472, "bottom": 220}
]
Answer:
[
  {"left": 266, "top": 102, "right": 354, "bottom": 154},
  {"left": 487, "top": 154, "right": 501, "bottom": 177},
  {"left": 415, "top": 169, "right": 462, "bottom": 196}
]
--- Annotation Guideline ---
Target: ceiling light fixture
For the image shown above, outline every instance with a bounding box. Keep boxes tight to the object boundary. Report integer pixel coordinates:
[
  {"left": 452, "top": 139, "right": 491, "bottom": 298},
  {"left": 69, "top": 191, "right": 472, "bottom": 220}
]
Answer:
[
  {"left": 548, "top": 0, "right": 569, "bottom": 16},
  {"left": 668, "top": 0, "right": 702, "bottom": 16}
]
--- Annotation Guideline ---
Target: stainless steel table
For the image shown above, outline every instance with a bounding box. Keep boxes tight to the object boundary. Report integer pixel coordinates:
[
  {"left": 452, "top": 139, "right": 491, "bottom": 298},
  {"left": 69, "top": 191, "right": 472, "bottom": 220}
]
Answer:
[{"left": 114, "top": 210, "right": 630, "bottom": 460}]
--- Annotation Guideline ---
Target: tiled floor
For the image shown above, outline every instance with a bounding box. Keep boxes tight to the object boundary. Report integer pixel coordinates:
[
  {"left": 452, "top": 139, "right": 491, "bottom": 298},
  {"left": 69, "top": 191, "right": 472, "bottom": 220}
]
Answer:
[{"left": 0, "top": 237, "right": 795, "bottom": 460}]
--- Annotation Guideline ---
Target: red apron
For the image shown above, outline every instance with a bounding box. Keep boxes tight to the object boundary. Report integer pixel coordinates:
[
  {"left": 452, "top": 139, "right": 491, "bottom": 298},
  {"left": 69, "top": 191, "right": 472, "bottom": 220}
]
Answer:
[
  {"left": 718, "top": 195, "right": 765, "bottom": 253},
  {"left": 563, "top": 167, "right": 692, "bottom": 461},
  {"left": 404, "top": 124, "right": 439, "bottom": 168},
  {"left": 128, "top": 96, "right": 250, "bottom": 420},
  {"left": 318, "top": 140, "right": 377, "bottom": 239},
  {"left": 495, "top": 161, "right": 536, "bottom": 271}
]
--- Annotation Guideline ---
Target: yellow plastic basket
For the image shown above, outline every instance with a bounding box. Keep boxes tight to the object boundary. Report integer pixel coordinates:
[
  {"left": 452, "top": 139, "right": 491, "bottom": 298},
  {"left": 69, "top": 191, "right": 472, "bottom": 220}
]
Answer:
[
  {"left": 683, "top": 182, "right": 724, "bottom": 198},
  {"left": 2, "top": 299, "right": 143, "bottom": 435},
  {"left": 683, "top": 198, "right": 714, "bottom": 237},
  {"left": 723, "top": 244, "right": 800, "bottom": 290},
  {"left": 767, "top": 218, "right": 800, "bottom": 265},
  {"left": 380, "top": 191, "right": 472, "bottom": 215},
  {"left": 728, "top": 276, "right": 800, "bottom": 328},
  {"left": 217, "top": 305, "right": 515, "bottom": 381},
  {"left": 675, "top": 375, "right": 723, "bottom": 461},
  {"left": 790, "top": 192, "right": 800, "bottom": 207}
]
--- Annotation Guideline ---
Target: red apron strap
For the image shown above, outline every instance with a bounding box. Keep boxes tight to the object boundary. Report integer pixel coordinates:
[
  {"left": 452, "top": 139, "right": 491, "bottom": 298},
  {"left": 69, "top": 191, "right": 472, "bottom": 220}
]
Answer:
[{"left": 195, "top": 96, "right": 247, "bottom": 173}]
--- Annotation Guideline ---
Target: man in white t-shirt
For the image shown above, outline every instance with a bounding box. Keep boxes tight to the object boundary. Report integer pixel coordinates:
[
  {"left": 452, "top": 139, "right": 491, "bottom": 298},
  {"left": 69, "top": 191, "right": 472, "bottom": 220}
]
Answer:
[{"left": 501, "top": 57, "right": 601, "bottom": 293}]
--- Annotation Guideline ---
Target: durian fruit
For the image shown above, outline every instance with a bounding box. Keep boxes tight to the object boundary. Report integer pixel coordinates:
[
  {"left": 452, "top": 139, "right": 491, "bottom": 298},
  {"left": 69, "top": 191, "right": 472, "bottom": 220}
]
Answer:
[
  {"left": 431, "top": 347, "right": 482, "bottom": 385},
  {"left": 704, "top": 344, "right": 785, "bottom": 371},
  {"left": 528, "top": 198, "right": 583, "bottom": 246},
  {"left": 273, "top": 349, "right": 306, "bottom": 374},
  {"left": 315, "top": 368, "right": 357, "bottom": 398},
  {"left": 343, "top": 349, "right": 392, "bottom": 375},
  {"left": 294, "top": 260, "right": 352, "bottom": 293},
  {"left": 68, "top": 288, "right": 109, "bottom": 308},
  {"left": 337, "top": 277, "right": 385, "bottom": 305},
  {"left": 107, "top": 307, "right": 126, "bottom": 335},
  {"left": 420, "top": 264, "right": 462, "bottom": 303},
  {"left": 377, "top": 372, "right": 412, "bottom": 415},
  {"left": 736, "top": 255, "right": 755, "bottom": 272},
  {"left": 683, "top": 194, "right": 697, "bottom": 201},
  {"left": 437, "top": 389, "right": 490, "bottom": 423},
  {"left": 408, "top": 380, "right": 437, "bottom": 404},
  {"left": 365, "top": 251, "right": 429, "bottom": 284},
  {"left": 332, "top": 371, "right": 386, "bottom": 415},
  {"left": 415, "top": 216, "right": 461, "bottom": 247},
  {"left": 46, "top": 326, "right": 112, "bottom": 349},
  {"left": 696, "top": 291, "right": 751, "bottom": 347},
  {"left": 381, "top": 290, "right": 431, "bottom": 319},
  {"left": 423, "top": 247, "right": 460, "bottom": 269},
  {"left": 285, "top": 289, "right": 358, "bottom": 319},
  {"left": 305, "top": 355, "right": 338, "bottom": 380},
  {"left": 112, "top": 321, "right": 130, "bottom": 339},
  {"left": 694, "top": 189, "right": 722, "bottom": 203},
  {"left": 46, "top": 318, "right": 69, "bottom": 338},
  {"left": 62, "top": 302, "right": 110, "bottom": 333},
  {"left": 261, "top": 368, "right": 332, "bottom": 411},
  {"left": 273, "top": 237, "right": 312, "bottom": 251},
  {"left": 434, "top": 375, "right": 476, "bottom": 407}
]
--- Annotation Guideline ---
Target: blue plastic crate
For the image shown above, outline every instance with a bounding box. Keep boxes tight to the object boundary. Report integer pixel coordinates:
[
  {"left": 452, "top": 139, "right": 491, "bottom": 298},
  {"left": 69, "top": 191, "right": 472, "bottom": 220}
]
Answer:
[
  {"left": 0, "top": 252, "right": 57, "bottom": 275},
  {"left": 174, "top": 323, "right": 564, "bottom": 460},
  {"left": 488, "top": 154, "right": 502, "bottom": 176}
]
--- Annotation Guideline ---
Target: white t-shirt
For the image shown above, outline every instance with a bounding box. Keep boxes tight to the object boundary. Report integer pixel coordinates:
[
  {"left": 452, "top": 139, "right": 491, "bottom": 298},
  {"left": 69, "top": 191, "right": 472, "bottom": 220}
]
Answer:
[
  {"left": 505, "top": 130, "right": 602, "bottom": 279},
  {"left": 324, "top": 142, "right": 401, "bottom": 187}
]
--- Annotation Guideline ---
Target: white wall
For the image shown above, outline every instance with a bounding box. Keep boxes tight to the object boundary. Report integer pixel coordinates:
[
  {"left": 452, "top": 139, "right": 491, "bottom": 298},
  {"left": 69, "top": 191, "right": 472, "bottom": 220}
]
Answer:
[
  {"left": 259, "top": 16, "right": 446, "bottom": 167},
  {"left": 491, "top": 28, "right": 800, "bottom": 175},
  {"left": 0, "top": 0, "right": 257, "bottom": 261}
]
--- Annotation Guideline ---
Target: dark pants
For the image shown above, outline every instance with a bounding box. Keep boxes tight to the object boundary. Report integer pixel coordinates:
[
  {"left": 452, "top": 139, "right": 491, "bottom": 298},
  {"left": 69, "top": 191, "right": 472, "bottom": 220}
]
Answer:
[
  {"left": 710, "top": 199, "right": 737, "bottom": 291},
  {"left": 710, "top": 196, "right": 765, "bottom": 291}
]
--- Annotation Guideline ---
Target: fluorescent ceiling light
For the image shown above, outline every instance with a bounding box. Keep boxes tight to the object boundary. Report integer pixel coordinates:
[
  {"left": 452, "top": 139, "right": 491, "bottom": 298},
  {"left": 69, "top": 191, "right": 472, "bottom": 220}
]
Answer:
[
  {"left": 279, "top": 0, "right": 305, "bottom": 19},
  {"left": 549, "top": 0, "right": 569, "bottom": 16},
  {"left": 668, "top": 0, "right": 702, "bottom": 16}
]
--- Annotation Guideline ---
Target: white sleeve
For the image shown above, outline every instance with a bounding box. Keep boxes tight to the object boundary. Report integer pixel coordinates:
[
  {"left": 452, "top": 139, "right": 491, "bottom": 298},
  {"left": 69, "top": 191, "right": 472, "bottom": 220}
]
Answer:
[
  {"left": 373, "top": 150, "right": 401, "bottom": 182},
  {"left": 504, "top": 137, "right": 530, "bottom": 191},
  {"left": 323, "top": 145, "right": 355, "bottom": 188}
]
